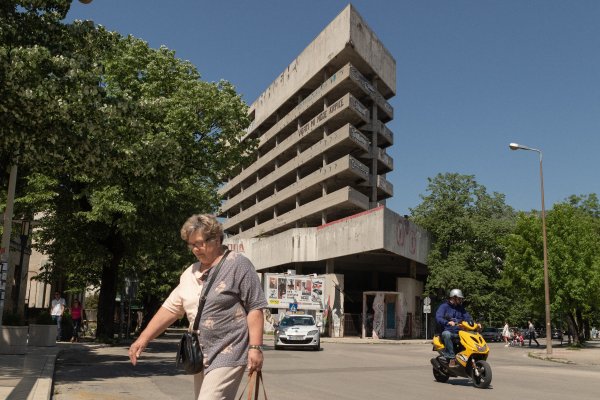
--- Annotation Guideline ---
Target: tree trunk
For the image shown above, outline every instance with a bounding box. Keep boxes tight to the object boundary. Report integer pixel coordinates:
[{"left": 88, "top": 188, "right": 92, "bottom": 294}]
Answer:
[
  {"left": 139, "top": 294, "right": 163, "bottom": 333},
  {"left": 96, "top": 229, "right": 124, "bottom": 341},
  {"left": 567, "top": 311, "right": 581, "bottom": 345}
]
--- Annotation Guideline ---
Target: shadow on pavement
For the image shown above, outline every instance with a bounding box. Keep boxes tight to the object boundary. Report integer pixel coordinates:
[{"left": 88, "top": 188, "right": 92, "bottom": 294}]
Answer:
[{"left": 54, "top": 337, "right": 183, "bottom": 383}]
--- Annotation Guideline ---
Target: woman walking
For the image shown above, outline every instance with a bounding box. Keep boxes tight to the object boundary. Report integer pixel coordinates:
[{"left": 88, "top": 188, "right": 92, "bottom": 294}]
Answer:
[
  {"left": 70, "top": 299, "right": 84, "bottom": 342},
  {"left": 502, "top": 321, "right": 510, "bottom": 347}
]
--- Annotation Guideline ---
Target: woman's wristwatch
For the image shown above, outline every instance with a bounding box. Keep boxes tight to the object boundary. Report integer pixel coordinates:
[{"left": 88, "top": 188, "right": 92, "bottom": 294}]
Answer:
[{"left": 249, "top": 345, "right": 263, "bottom": 352}]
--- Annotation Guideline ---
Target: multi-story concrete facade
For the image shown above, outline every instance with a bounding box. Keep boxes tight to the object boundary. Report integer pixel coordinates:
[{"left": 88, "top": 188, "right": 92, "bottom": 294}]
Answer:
[{"left": 220, "top": 5, "right": 431, "bottom": 338}]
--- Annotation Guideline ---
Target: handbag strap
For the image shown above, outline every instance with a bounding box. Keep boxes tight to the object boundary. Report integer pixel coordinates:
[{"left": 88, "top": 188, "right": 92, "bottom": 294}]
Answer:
[
  {"left": 237, "top": 371, "right": 268, "bottom": 400},
  {"left": 191, "top": 248, "right": 230, "bottom": 332}
]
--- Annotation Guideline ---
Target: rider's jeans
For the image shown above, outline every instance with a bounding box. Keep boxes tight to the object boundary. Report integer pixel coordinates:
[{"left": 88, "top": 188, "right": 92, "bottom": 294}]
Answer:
[{"left": 442, "top": 330, "right": 458, "bottom": 359}]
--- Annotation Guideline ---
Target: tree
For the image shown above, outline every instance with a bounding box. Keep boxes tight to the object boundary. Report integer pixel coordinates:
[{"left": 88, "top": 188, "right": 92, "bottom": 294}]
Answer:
[
  {"left": 4, "top": 2, "right": 256, "bottom": 340},
  {"left": 1, "top": 0, "right": 112, "bottom": 316},
  {"left": 410, "top": 173, "right": 515, "bottom": 325},
  {"left": 0, "top": 0, "right": 109, "bottom": 171},
  {"left": 504, "top": 194, "right": 600, "bottom": 344}
]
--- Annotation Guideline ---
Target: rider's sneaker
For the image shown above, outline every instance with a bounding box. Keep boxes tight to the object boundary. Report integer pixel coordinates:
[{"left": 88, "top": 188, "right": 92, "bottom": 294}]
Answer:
[{"left": 449, "top": 359, "right": 457, "bottom": 367}]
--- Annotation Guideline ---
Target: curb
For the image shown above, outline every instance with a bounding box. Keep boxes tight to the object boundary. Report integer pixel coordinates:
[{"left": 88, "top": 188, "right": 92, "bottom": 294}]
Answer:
[
  {"left": 528, "top": 351, "right": 575, "bottom": 365},
  {"left": 29, "top": 350, "right": 59, "bottom": 400}
]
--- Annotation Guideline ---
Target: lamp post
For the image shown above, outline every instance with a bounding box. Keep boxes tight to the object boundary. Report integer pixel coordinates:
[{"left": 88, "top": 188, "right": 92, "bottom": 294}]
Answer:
[{"left": 509, "top": 142, "right": 552, "bottom": 355}]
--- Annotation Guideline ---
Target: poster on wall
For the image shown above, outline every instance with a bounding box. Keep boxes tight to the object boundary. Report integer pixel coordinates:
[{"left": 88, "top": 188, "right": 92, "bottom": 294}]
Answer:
[{"left": 265, "top": 273, "right": 324, "bottom": 310}]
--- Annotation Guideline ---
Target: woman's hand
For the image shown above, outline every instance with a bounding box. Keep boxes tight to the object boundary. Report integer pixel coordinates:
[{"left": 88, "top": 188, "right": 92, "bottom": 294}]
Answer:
[
  {"left": 128, "top": 337, "right": 149, "bottom": 366},
  {"left": 247, "top": 348, "right": 264, "bottom": 374}
]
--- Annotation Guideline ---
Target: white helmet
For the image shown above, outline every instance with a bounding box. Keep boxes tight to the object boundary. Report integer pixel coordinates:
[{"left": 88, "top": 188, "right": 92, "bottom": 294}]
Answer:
[{"left": 449, "top": 289, "right": 464, "bottom": 299}]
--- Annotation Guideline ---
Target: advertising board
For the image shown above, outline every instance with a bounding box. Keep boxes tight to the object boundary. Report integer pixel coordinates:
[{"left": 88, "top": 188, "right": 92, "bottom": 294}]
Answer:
[{"left": 265, "top": 273, "right": 324, "bottom": 311}]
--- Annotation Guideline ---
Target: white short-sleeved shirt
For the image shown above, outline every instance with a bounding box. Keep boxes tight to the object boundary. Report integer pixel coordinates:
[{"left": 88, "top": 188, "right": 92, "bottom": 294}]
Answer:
[
  {"left": 162, "top": 251, "right": 267, "bottom": 373},
  {"left": 51, "top": 298, "right": 66, "bottom": 316}
]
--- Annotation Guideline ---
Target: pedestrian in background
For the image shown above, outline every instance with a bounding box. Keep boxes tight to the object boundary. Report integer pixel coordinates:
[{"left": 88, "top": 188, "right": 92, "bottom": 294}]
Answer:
[
  {"left": 528, "top": 320, "right": 540, "bottom": 347},
  {"left": 129, "top": 214, "right": 267, "bottom": 400},
  {"left": 50, "top": 291, "right": 66, "bottom": 341},
  {"left": 70, "top": 299, "right": 84, "bottom": 342},
  {"left": 502, "top": 321, "right": 510, "bottom": 347}
]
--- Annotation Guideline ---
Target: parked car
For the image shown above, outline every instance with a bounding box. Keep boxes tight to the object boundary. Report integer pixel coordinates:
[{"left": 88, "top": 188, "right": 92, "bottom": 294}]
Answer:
[
  {"left": 551, "top": 328, "right": 563, "bottom": 340},
  {"left": 481, "top": 327, "right": 502, "bottom": 342},
  {"left": 274, "top": 314, "right": 321, "bottom": 351}
]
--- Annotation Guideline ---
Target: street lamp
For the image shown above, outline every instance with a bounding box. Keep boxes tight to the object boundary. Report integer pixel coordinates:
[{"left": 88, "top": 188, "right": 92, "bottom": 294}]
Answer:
[{"left": 509, "top": 142, "right": 552, "bottom": 355}]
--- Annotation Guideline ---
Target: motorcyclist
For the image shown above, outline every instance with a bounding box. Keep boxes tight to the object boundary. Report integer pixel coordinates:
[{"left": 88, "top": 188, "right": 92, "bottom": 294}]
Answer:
[{"left": 435, "top": 289, "right": 473, "bottom": 365}]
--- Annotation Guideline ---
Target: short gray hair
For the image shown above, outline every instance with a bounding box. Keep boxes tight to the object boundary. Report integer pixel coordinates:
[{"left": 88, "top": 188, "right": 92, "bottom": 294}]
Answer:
[{"left": 180, "top": 214, "right": 224, "bottom": 243}]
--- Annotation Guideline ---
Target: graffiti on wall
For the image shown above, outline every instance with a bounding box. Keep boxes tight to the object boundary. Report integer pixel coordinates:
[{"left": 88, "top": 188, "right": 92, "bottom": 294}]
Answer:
[
  {"left": 396, "top": 217, "right": 417, "bottom": 255},
  {"left": 372, "top": 293, "right": 385, "bottom": 339},
  {"left": 226, "top": 243, "right": 245, "bottom": 253}
]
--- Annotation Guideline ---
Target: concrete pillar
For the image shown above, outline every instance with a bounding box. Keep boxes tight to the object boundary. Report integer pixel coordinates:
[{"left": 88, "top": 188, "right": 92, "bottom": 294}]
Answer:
[
  {"left": 325, "top": 259, "right": 335, "bottom": 274},
  {"left": 370, "top": 79, "right": 379, "bottom": 208},
  {"left": 325, "top": 272, "right": 344, "bottom": 337},
  {"left": 397, "top": 277, "right": 424, "bottom": 338},
  {"left": 294, "top": 262, "right": 303, "bottom": 274}
]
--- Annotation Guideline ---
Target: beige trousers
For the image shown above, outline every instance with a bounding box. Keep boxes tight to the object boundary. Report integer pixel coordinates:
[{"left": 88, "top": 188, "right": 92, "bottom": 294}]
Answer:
[{"left": 194, "top": 365, "right": 245, "bottom": 400}]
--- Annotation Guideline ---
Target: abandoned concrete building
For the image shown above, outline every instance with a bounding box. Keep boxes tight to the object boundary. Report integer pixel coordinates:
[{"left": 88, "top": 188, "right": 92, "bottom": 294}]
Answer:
[{"left": 220, "top": 5, "right": 431, "bottom": 339}]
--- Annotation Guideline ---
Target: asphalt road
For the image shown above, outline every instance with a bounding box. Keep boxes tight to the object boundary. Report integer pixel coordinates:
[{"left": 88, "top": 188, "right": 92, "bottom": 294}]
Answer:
[{"left": 52, "top": 336, "right": 600, "bottom": 400}]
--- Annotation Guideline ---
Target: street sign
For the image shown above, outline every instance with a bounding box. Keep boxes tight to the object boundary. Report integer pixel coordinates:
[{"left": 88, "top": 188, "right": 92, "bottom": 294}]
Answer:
[
  {"left": 423, "top": 296, "right": 431, "bottom": 306},
  {"left": 423, "top": 305, "right": 431, "bottom": 314}
]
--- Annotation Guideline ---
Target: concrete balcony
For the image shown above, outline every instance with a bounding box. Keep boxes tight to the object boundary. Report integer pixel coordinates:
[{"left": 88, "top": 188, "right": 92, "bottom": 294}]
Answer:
[
  {"left": 227, "top": 186, "right": 370, "bottom": 239},
  {"left": 223, "top": 154, "right": 370, "bottom": 233},
  {"left": 221, "top": 92, "right": 370, "bottom": 199},
  {"left": 220, "top": 124, "right": 370, "bottom": 214},
  {"left": 376, "top": 175, "right": 393, "bottom": 199},
  {"left": 376, "top": 148, "right": 393, "bottom": 174},
  {"left": 247, "top": 6, "right": 395, "bottom": 136}
]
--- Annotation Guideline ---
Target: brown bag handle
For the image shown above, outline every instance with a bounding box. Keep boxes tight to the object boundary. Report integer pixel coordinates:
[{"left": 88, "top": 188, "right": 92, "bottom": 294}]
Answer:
[{"left": 238, "top": 371, "right": 268, "bottom": 400}]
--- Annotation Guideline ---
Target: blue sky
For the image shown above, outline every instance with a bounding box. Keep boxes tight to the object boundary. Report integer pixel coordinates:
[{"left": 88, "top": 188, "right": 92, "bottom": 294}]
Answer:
[{"left": 67, "top": 1, "right": 600, "bottom": 216}]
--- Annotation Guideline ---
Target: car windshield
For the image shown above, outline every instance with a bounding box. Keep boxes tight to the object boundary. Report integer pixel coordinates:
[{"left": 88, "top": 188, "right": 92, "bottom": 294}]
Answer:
[{"left": 280, "top": 316, "right": 314, "bottom": 327}]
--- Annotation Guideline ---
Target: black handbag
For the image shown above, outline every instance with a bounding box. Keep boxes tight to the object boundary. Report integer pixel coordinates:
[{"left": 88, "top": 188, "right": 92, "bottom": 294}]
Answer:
[{"left": 176, "top": 249, "right": 230, "bottom": 374}]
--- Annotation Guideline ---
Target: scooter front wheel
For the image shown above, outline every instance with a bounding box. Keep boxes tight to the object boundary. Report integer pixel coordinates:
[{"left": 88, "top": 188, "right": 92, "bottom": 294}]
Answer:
[{"left": 471, "top": 360, "right": 492, "bottom": 389}]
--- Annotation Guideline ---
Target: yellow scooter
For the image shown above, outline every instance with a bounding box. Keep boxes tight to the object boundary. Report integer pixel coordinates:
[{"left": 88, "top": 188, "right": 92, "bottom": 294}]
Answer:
[{"left": 430, "top": 321, "right": 492, "bottom": 389}]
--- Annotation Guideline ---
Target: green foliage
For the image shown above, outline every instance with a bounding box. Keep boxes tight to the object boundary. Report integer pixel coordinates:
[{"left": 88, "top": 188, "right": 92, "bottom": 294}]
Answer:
[
  {"left": 2, "top": 1, "right": 256, "bottom": 338},
  {"left": 84, "top": 292, "right": 99, "bottom": 309},
  {"left": 410, "top": 173, "right": 515, "bottom": 324},
  {"left": 504, "top": 194, "right": 600, "bottom": 342},
  {"left": 0, "top": 1, "right": 112, "bottom": 172}
]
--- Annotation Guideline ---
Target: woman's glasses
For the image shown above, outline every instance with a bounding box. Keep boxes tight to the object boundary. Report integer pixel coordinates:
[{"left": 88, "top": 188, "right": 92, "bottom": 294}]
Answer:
[{"left": 186, "top": 238, "right": 214, "bottom": 250}]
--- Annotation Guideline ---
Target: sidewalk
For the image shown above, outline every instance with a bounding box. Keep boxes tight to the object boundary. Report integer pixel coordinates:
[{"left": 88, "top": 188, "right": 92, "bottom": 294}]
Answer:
[
  {"left": 1, "top": 337, "right": 598, "bottom": 400},
  {"left": 0, "top": 345, "right": 59, "bottom": 400},
  {"left": 528, "top": 340, "right": 600, "bottom": 365}
]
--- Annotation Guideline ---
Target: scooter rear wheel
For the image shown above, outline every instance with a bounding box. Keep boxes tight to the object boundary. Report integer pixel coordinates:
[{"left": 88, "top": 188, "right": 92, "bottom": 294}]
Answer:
[
  {"left": 470, "top": 360, "right": 492, "bottom": 389},
  {"left": 432, "top": 367, "right": 450, "bottom": 383}
]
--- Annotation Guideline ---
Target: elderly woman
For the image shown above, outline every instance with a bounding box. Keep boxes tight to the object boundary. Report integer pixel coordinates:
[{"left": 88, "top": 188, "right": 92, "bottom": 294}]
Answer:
[{"left": 129, "top": 214, "right": 267, "bottom": 399}]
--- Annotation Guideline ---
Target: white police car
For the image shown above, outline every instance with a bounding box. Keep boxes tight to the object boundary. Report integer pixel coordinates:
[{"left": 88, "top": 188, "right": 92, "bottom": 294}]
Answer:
[{"left": 274, "top": 315, "right": 321, "bottom": 351}]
